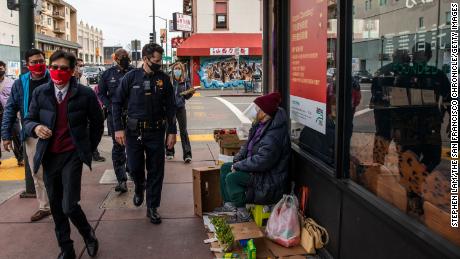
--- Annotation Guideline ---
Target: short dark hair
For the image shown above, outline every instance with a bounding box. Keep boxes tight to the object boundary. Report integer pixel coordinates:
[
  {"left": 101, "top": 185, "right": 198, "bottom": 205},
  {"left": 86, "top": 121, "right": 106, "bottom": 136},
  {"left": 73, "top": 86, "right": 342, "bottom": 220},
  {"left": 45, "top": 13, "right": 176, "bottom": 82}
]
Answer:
[
  {"left": 0, "top": 61, "right": 6, "bottom": 68},
  {"left": 142, "top": 43, "right": 164, "bottom": 57},
  {"left": 49, "top": 50, "right": 77, "bottom": 69},
  {"left": 77, "top": 58, "right": 84, "bottom": 63},
  {"left": 25, "top": 48, "right": 45, "bottom": 63}
]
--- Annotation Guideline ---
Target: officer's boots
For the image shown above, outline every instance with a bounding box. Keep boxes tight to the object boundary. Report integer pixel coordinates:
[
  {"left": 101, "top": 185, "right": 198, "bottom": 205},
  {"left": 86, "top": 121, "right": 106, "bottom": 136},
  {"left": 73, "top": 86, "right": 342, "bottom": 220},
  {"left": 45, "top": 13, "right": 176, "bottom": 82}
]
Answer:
[
  {"left": 115, "top": 181, "right": 128, "bottom": 193},
  {"left": 147, "top": 208, "right": 162, "bottom": 224},
  {"left": 133, "top": 184, "right": 145, "bottom": 207}
]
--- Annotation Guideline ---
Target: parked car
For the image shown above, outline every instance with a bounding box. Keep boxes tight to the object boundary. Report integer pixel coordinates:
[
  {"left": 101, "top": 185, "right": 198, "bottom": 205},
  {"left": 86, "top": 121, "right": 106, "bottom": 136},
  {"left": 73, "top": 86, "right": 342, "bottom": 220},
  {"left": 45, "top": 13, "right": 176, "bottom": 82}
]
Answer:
[
  {"left": 352, "top": 70, "right": 372, "bottom": 83},
  {"left": 82, "top": 66, "right": 103, "bottom": 85}
]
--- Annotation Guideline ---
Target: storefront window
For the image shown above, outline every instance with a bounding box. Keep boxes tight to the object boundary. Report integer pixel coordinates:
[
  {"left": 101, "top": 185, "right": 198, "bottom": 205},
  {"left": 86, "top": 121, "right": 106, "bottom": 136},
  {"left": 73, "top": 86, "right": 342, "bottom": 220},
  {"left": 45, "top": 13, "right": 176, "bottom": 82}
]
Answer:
[
  {"left": 349, "top": 0, "right": 457, "bottom": 246},
  {"left": 289, "top": 0, "right": 338, "bottom": 167}
]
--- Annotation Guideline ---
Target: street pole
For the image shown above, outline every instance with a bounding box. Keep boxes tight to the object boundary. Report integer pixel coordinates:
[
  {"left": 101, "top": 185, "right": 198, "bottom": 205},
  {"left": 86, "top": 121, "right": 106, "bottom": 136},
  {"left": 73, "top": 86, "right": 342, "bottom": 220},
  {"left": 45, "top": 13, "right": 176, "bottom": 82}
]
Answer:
[
  {"left": 152, "top": 0, "right": 157, "bottom": 43},
  {"left": 380, "top": 36, "right": 384, "bottom": 68},
  {"left": 19, "top": 0, "right": 36, "bottom": 195},
  {"left": 165, "top": 19, "right": 168, "bottom": 65},
  {"left": 19, "top": 0, "right": 36, "bottom": 73}
]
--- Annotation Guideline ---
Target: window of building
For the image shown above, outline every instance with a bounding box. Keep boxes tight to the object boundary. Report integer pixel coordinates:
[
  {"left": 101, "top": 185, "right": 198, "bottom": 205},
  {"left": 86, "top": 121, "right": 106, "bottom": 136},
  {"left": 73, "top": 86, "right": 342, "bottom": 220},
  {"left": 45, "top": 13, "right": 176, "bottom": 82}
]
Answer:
[
  {"left": 66, "top": 22, "right": 69, "bottom": 29},
  {"left": 379, "top": 0, "right": 387, "bottom": 6},
  {"left": 446, "top": 11, "right": 451, "bottom": 25},
  {"left": 215, "top": 1, "right": 228, "bottom": 29},
  {"left": 289, "top": 0, "right": 338, "bottom": 168},
  {"left": 47, "top": 3, "right": 51, "bottom": 10},
  {"left": 65, "top": 7, "right": 69, "bottom": 15},
  {"left": 47, "top": 18, "right": 52, "bottom": 26},
  {"left": 66, "top": 35, "right": 69, "bottom": 41},
  {"left": 350, "top": 0, "right": 453, "bottom": 246}
]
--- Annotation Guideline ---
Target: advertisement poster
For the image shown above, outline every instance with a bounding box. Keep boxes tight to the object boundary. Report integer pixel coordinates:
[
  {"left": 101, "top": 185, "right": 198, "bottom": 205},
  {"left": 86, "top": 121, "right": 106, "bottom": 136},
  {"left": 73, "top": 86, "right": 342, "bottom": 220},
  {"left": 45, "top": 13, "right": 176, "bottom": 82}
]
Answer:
[
  {"left": 199, "top": 56, "right": 262, "bottom": 89},
  {"left": 290, "top": 0, "right": 328, "bottom": 134}
]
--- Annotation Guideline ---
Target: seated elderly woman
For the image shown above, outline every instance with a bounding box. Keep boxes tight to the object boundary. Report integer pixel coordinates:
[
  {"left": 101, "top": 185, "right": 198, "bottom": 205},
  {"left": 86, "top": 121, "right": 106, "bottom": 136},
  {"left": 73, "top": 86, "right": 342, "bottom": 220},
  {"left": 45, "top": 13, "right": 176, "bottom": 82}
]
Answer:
[{"left": 218, "top": 92, "right": 291, "bottom": 220}]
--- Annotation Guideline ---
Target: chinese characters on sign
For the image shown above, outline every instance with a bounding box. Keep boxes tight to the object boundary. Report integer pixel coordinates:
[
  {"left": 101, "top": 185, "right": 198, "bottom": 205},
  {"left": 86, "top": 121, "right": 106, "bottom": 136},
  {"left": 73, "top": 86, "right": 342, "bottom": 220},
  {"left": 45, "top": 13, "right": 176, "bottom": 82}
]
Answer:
[
  {"left": 173, "top": 12, "right": 192, "bottom": 32},
  {"left": 209, "top": 48, "right": 249, "bottom": 56},
  {"left": 289, "top": 0, "right": 328, "bottom": 134}
]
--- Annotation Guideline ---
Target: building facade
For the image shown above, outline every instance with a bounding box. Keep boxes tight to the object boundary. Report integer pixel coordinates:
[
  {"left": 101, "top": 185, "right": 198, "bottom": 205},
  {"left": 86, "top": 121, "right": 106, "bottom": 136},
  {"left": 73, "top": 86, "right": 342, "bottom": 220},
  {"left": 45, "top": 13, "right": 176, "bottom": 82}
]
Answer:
[
  {"left": 77, "top": 21, "right": 103, "bottom": 65},
  {"left": 103, "top": 46, "right": 122, "bottom": 65},
  {"left": 177, "top": 0, "right": 263, "bottom": 89},
  {"left": 35, "top": 0, "right": 80, "bottom": 59},
  {"left": 0, "top": 0, "right": 21, "bottom": 77}
]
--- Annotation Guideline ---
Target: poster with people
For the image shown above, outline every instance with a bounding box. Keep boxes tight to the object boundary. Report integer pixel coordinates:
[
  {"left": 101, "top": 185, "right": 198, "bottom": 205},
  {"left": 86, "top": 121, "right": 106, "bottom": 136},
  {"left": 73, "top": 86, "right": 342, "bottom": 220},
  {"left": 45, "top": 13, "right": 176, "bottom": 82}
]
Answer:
[
  {"left": 199, "top": 56, "right": 262, "bottom": 89},
  {"left": 289, "top": 0, "right": 328, "bottom": 134}
]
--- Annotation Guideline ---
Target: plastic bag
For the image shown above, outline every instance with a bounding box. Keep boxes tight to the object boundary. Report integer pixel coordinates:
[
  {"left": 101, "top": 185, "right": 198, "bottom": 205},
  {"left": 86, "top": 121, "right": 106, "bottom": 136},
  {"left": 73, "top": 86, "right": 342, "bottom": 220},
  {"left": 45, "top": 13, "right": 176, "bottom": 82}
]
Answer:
[{"left": 266, "top": 194, "right": 301, "bottom": 247}]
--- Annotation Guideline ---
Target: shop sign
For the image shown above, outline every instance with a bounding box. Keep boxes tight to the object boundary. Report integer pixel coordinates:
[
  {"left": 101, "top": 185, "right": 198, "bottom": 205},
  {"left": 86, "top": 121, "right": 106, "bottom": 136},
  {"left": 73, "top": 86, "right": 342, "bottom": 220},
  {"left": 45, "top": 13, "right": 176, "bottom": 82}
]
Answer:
[
  {"left": 210, "top": 48, "right": 249, "bottom": 56},
  {"left": 171, "top": 37, "right": 185, "bottom": 48},
  {"left": 173, "top": 12, "right": 192, "bottom": 32},
  {"left": 289, "top": 0, "right": 328, "bottom": 134}
]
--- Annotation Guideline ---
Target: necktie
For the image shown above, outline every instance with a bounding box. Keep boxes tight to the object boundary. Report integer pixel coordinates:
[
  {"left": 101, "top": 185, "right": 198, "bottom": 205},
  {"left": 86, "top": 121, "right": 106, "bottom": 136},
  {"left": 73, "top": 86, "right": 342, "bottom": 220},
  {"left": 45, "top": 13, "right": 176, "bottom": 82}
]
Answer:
[{"left": 58, "top": 91, "right": 63, "bottom": 103}]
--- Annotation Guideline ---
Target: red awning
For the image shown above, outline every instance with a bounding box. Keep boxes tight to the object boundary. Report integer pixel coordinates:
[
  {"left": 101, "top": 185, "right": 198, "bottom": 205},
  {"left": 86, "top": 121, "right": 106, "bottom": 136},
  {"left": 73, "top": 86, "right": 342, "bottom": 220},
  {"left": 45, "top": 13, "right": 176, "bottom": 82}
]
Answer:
[{"left": 177, "top": 33, "right": 262, "bottom": 57}]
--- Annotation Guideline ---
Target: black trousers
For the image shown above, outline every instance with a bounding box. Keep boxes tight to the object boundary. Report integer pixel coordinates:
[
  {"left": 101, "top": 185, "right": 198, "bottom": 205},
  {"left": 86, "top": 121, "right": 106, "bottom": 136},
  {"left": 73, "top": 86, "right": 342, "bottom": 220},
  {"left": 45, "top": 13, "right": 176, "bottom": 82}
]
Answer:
[
  {"left": 42, "top": 151, "right": 92, "bottom": 251},
  {"left": 126, "top": 129, "right": 165, "bottom": 209},
  {"left": 107, "top": 112, "right": 128, "bottom": 182},
  {"left": 166, "top": 107, "right": 192, "bottom": 159},
  {"left": 12, "top": 121, "right": 23, "bottom": 162}
]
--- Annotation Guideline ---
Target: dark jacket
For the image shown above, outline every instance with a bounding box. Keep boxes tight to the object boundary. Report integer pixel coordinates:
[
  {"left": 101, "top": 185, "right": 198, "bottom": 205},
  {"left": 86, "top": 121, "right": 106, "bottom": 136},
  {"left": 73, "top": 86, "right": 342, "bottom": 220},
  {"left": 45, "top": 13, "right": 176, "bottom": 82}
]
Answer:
[
  {"left": 233, "top": 107, "right": 291, "bottom": 205},
  {"left": 24, "top": 77, "right": 104, "bottom": 174},
  {"left": 1, "top": 72, "right": 50, "bottom": 140},
  {"left": 97, "top": 65, "right": 133, "bottom": 109},
  {"left": 173, "top": 80, "right": 193, "bottom": 108}
]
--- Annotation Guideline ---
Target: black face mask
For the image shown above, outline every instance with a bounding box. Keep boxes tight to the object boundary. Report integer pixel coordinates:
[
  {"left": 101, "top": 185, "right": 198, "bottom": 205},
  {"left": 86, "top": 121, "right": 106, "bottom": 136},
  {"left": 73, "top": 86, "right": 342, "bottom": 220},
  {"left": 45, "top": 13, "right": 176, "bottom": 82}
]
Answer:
[
  {"left": 148, "top": 62, "right": 161, "bottom": 73},
  {"left": 119, "top": 57, "right": 130, "bottom": 70},
  {"left": 0, "top": 71, "right": 5, "bottom": 77}
]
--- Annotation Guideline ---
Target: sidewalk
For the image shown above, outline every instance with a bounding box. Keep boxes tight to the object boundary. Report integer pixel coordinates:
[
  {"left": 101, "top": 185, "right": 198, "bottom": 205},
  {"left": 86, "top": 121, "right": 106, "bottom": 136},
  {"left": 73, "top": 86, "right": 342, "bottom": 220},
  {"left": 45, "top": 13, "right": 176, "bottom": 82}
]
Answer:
[{"left": 0, "top": 137, "right": 220, "bottom": 259}]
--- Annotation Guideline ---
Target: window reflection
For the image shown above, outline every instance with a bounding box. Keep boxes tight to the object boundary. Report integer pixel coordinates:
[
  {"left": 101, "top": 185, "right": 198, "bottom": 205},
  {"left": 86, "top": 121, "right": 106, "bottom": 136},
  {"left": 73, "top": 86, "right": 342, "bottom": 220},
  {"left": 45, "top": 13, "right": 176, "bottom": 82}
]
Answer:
[{"left": 350, "top": 0, "right": 457, "bottom": 246}]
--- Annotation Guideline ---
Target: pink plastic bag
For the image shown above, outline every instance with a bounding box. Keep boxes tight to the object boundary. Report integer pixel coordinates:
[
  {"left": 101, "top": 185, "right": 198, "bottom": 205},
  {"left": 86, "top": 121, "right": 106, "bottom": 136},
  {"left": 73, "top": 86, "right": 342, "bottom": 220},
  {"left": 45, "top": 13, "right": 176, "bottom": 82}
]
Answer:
[{"left": 266, "top": 194, "right": 301, "bottom": 247}]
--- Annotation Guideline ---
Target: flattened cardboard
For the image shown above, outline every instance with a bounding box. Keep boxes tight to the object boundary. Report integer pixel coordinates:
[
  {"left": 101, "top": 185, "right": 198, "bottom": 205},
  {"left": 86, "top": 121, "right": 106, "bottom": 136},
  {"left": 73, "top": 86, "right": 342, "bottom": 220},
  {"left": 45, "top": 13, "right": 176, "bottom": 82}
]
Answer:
[
  {"left": 230, "top": 222, "right": 265, "bottom": 241},
  {"left": 264, "top": 238, "right": 307, "bottom": 258}
]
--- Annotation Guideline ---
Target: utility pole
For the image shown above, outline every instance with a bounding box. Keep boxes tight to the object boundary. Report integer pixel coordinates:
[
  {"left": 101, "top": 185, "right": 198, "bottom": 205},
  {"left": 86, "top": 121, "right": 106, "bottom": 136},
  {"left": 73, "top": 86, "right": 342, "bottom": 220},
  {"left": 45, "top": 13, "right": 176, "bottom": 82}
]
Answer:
[
  {"left": 152, "top": 0, "right": 157, "bottom": 43},
  {"left": 19, "top": 0, "right": 36, "bottom": 73},
  {"left": 19, "top": 0, "right": 36, "bottom": 195}
]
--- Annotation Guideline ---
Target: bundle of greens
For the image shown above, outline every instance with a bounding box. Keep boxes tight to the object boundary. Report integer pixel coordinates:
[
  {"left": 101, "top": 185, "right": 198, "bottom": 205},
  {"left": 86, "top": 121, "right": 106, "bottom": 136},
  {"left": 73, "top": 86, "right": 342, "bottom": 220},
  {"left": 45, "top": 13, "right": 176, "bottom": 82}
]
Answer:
[{"left": 211, "top": 216, "right": 234, "bottom": 252}]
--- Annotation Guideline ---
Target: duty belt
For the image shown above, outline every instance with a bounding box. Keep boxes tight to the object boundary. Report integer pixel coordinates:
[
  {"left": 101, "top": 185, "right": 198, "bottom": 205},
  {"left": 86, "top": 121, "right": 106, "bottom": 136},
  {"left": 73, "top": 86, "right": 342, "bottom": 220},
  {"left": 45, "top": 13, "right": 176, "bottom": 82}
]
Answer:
[{"left": 138, "top": 119, "right": 166, "bottom": 130}]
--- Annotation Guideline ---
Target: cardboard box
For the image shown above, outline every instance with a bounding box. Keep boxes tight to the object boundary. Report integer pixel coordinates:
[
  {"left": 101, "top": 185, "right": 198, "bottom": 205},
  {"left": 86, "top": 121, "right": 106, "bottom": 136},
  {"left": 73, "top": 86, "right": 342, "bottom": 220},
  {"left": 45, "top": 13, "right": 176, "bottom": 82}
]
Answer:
[
  {"left": 230, "top": 222, "right": 265, "bottom": 241},
  {"left": 423, "top": 201, "right": 460, "bottom": 246},
  {"left": 264, "top": 238, "right": 307, "bottom": 258},
  {"left": 193, "top": 166, "right": 222, "bottom": 217},
  {"left": 376, "top": 177, "right": 407, "bottom": 213},
  {"left": 219, "top": 134, "right": 245, "bottom": 149}
]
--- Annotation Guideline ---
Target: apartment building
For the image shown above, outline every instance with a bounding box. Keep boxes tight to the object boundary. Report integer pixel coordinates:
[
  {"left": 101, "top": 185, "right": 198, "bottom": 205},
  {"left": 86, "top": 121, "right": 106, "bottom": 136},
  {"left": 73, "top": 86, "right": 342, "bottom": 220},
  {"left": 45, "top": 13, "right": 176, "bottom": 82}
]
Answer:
[
  {"left": 78, "top": 21, "right": 103, "bottom": 65},
  {"left": 35, "top": 0, "right": 79, "bottom": 58}
]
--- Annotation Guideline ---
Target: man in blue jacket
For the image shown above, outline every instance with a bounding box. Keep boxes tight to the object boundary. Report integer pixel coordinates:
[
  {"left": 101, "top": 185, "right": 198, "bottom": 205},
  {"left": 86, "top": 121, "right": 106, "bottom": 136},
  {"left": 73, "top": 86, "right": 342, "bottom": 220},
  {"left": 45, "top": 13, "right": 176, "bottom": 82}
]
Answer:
[{"left": 1, "top": 49, "right": 51, "bottom": 222}]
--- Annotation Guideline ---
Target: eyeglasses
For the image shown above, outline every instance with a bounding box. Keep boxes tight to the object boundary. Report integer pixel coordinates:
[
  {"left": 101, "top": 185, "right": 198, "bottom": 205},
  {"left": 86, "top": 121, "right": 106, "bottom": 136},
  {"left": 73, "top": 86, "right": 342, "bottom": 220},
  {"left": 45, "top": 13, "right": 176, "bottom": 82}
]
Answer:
[
  {"left": 29, "top": 60, "right": 45, "bottom": 65},
  {"left": 50, "top": 65, "right": 70, "bottom": 71}
]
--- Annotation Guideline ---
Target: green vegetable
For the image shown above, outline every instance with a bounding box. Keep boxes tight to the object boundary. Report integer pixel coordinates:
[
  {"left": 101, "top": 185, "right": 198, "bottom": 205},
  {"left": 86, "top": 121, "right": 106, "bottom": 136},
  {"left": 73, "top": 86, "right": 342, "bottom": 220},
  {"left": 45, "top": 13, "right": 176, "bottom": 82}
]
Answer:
[{"left": 211, "top": 217, "right": 234, "bottom": 251}]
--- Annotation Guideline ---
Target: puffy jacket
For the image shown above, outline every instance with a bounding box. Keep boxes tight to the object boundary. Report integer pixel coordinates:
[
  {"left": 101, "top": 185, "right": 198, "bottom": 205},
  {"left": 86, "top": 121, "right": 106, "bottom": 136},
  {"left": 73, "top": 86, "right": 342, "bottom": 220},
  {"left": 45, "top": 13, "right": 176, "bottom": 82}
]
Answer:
[
  {"left": 24, "top": 77, "right": 104, "bottom": 174},
  {"left": 233, "top": 108, "right": 291, "bottom": 205}
]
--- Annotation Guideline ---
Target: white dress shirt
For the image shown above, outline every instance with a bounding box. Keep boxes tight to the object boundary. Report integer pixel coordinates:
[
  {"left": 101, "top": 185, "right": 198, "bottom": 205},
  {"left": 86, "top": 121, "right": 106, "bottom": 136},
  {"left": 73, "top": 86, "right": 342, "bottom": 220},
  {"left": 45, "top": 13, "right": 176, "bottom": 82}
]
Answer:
[{"left": 54, "top": 84, "right": 69, "bottom": 103}]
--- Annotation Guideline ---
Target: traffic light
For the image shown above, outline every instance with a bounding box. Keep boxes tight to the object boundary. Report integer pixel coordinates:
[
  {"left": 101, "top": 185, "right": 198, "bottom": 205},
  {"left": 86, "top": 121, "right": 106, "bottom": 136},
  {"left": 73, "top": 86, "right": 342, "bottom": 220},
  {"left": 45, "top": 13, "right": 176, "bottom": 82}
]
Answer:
[
  {"left": 149, "top": 33, "right": 154, "bottom": 43},
  {"left": 7, "top": 0, "right": 19, "bottom": 11}
]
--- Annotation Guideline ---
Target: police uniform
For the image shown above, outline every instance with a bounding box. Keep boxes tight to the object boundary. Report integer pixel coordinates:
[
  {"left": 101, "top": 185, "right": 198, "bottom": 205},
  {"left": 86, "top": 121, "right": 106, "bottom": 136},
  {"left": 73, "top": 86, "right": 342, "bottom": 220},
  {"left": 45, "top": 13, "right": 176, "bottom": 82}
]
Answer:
[
  {"left": 98, "top": 66, "right": 132, "bottom": 183},
  {"left": 112, "top": 68, "right": 176, "bottom": 209}
]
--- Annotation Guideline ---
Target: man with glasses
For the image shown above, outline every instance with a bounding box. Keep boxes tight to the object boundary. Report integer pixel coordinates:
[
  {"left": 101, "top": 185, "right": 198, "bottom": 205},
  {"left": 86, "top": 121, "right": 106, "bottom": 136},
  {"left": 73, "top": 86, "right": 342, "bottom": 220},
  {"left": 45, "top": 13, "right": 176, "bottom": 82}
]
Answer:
[
  {"left": 1, "top": 49, "right": 51, "bottom": 222},
  {"left": 24, "top": 50, "right": 104, "bottom": 259},
  {"left": 98, "top": 48, "right": 133, "bottom": 193},
  {"left": 112, "top": 43, "right": 177, "bottom": 224},
  {"left": 0, "top": 60, "right": 23, "bottom": 167}
]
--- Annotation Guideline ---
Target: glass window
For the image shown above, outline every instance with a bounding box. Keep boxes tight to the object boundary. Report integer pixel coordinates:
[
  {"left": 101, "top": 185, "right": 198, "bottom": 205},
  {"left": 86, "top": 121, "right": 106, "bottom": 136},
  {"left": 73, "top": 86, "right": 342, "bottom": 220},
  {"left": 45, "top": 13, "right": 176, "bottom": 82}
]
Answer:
[
  {"left": 289, "top": 0, "right": 338, "bottom": 167},
  {"left": 446, "top": 11, "right": 451, "bottom": 25},
  {"left": 215, "top": 1, "right": 228, "bottom": 29},
  {"left": 47, "top": 18, "right": 52, "bottom": 26},
  {"left": 350, "top": 0, "right": 455, "bottom": 246}
]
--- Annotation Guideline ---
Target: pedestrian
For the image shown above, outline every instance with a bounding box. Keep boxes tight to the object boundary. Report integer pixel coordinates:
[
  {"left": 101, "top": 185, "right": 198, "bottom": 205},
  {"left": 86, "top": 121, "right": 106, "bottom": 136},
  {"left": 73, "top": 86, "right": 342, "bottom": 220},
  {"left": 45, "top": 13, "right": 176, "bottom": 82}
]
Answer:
[
  {"left": 112, "top": 43, "right": 177, "bottom": 224},
  {"left": 166, "top": 62, "right": 195, "bottom": 163},
  {"left": 98, "top": 48, "right": 133, "bottom": 193},
  {"left": 1, "top": 49, "right": 51, "bottom": 222},
  {"left": 24, "top": 50, "right": 103, "bottom": 259},
  {"left": 217, "top": 93, "right": 290, "bottom": 221},
  {"left": 75, "top": 58, "right": 106, "bottom": 162},
  {"left": 0, "top": 60, "right": 24, "bottom": 166}
]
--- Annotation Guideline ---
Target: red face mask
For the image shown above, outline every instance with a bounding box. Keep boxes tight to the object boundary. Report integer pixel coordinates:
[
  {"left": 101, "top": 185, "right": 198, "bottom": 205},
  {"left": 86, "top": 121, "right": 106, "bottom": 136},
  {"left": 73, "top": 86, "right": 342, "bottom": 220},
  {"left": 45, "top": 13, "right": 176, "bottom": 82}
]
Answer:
[
  {"left": 50, "top": 69, "right": 73, "bottom": 86},
  {"left": 27, "top": 64, "right": 47, "bottom": 77}
]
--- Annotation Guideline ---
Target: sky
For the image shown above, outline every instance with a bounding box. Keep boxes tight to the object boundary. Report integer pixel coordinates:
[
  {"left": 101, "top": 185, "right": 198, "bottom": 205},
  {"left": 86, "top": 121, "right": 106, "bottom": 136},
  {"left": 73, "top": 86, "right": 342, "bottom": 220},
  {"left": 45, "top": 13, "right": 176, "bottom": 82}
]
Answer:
[{"left": 65, "top": 0, "right": 184, "bottom": 54}]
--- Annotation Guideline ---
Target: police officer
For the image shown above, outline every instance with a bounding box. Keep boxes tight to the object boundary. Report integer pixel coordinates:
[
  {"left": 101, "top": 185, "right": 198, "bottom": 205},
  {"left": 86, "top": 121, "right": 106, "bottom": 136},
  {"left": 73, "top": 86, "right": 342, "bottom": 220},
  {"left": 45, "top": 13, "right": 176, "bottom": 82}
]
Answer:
[
  {"left": 112, "top": 43, "right": 176, "bottom": 224},
  {"left": 98, "top": 48, "right": 132, "bottom": 193}
]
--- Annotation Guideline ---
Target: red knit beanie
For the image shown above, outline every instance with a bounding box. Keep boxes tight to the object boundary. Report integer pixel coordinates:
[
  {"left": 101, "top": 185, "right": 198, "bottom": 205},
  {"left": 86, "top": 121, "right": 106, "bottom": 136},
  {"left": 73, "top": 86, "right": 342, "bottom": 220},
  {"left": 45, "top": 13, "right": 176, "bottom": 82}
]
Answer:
[{"left": 254, "top": 92, "right": 281, "bottom": 117}]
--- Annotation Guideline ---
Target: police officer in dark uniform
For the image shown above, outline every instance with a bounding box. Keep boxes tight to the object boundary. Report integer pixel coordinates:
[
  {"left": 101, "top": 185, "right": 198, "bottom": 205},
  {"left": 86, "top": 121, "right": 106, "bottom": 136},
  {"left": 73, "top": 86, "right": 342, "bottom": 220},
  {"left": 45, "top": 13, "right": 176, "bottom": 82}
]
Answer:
[
  {"left": 98, "top": 48, "right": 132, "bottom": 193},
  {"left": 112, "top": 43, "right": 177, "bottom": 224}
]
